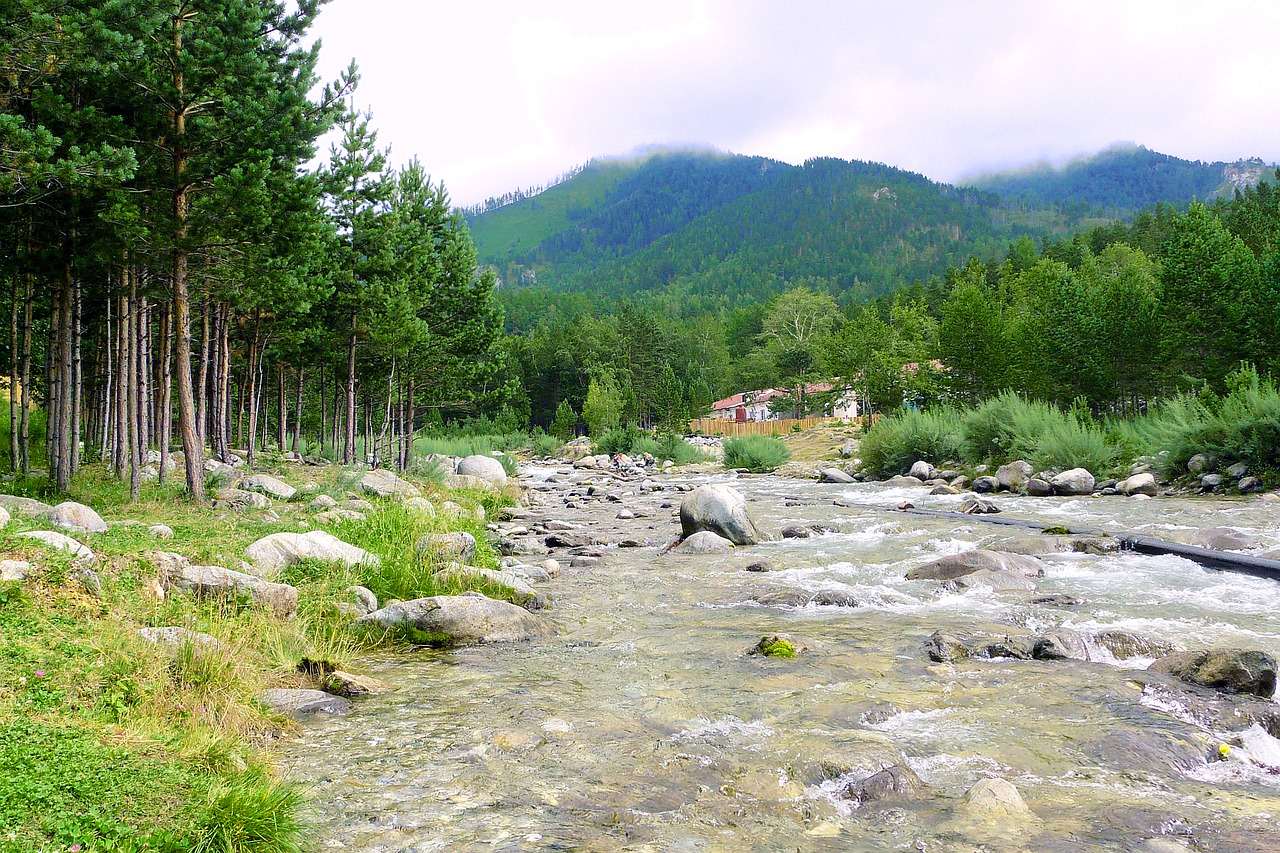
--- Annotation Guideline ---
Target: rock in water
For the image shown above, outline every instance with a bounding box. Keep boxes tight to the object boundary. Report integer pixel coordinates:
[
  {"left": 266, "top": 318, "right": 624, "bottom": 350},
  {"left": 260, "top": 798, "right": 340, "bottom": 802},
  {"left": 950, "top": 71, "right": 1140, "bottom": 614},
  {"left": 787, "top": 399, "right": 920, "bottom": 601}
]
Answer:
[
  {"left": 1148, "top": 648, "right": 1277, "bottom": 698},
  {"left": 356, "top": 594, "right": 555, "bottom": 644},
  {"left": 679, "top": 484, "right": 762, "bottom": 546},
  {"left": 257, "top": 688, "right": 351, "bottom": 720},
  {"left": 906, "top": 549, "right": 1044, "bottom": 582},
  {"left": 244, "top": 530, "right": 379, "bottom": 577},
  {"left": 925, "top": 630, "right": 970, "bottom": 663},
  {"left": 456, "top": 455, "right": 509, "bottom": 487},
  {"left": 821, "top": 468, "right": 855, "bottom": 483},
  {"left": 1119, "top": 472, "right": 1158, "bottom": 496},
  {"left": 674, "top": 531, "right": 734, "bottom": 553},
  {"left": 995, "top": 460, "right": 1032, "bottom": 491},
  {"left": 1189, "top": 527, "right": 1259, "bottom": 551},
  {"left": 951, "top": 778, "right": 1037, "bottom": 832},
  {"left": 843, "top": 764, "right": 928, "bottom": 804},
  {"left": 1050, "top": 468, "right": 1095, "bottom": 495},
  {"left": 46, "top": 501, "right": 108, "bottom": 534},
  {"left": 1033, "top": 628, "right": 1091, "bottom": 661}
]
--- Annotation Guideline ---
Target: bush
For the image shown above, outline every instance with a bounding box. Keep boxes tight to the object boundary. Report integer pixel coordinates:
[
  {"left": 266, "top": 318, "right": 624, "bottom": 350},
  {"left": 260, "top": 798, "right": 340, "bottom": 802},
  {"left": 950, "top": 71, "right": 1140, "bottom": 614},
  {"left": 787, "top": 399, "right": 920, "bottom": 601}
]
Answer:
[
  {"left": 960, "top": 392, "right": 1063, "bottom": 463},
  {"left": 859, "top": 407, "right": 964, "bottom": 478},
  {"left": 530, "top": 433, "right": 561, "bottom": 458},
  {"left": 1031, "top": 418, "right": 1120, "bottom": 473},
  {"left": 722, "top": 435, "right": 791, "bottom": 472},
  {"left": 594, "top": 428, "right": 708, "bottom": 465}
]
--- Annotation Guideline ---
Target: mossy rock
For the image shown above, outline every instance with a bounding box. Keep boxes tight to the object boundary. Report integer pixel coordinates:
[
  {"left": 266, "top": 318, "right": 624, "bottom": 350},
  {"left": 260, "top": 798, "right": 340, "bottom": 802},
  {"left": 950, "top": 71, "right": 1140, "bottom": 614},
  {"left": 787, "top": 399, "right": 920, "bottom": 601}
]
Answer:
[{"left": 750, "top": 633, "right": 803, "bottom": 658}]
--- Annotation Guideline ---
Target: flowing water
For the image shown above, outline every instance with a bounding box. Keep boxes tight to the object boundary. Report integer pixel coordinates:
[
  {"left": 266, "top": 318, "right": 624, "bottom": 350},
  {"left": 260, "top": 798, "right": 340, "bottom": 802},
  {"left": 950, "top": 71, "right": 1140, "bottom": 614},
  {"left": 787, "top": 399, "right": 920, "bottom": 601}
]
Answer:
[{"left": 281, "top": 470, "right": 1280, "bottom": 851}]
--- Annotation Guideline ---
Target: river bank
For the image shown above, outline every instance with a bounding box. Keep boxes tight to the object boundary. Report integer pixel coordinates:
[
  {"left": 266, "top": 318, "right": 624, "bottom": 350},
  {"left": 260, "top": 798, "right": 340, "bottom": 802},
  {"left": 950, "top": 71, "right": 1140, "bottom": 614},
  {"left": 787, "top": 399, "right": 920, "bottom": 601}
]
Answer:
[{"left": 279, "top": 461, "right": 1280, "bottom": 852}]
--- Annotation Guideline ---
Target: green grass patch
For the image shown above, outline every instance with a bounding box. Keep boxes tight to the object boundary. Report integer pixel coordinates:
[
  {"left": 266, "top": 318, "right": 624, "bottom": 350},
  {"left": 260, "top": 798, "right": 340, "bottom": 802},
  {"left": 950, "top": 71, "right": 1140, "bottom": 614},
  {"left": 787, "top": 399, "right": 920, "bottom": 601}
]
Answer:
[
  {"left": 594, "top": 426, "right": 710, "bottom": 465},
  {"left": 722, "top": 435, "right": 791, "bottom": 473}
]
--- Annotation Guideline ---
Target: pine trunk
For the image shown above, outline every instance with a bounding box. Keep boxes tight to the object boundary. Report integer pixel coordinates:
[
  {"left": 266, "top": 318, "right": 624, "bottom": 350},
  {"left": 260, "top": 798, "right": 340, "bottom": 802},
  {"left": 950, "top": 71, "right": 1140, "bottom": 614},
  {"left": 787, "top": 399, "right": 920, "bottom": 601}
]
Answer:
[
  {"left": 344, "top": 314, "right": 357, "bottom": 464},
  {"left": 292, "top": 366, "right": 304, "bottom": 453}
]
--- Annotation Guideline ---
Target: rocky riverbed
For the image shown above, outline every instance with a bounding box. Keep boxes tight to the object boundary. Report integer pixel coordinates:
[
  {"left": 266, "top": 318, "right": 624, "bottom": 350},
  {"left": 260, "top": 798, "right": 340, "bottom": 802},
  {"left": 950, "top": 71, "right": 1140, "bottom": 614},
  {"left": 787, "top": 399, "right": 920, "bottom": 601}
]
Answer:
[{"left": 281, "top": 464, "right": 1280, "bottom": 852}]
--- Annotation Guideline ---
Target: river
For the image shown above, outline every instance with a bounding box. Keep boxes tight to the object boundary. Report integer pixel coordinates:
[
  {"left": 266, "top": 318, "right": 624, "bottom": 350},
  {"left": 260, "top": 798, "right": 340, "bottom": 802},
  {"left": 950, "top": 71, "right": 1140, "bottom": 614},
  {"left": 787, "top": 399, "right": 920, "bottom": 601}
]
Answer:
[{"left": 281, "top": 468, "right": 1280, "bottom": 852}]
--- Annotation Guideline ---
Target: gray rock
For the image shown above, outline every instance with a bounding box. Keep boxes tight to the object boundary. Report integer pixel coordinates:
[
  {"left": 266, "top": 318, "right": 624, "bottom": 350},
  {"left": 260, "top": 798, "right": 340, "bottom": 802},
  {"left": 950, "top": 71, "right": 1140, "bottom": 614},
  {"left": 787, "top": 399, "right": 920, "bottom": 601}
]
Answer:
[
  {"left": 1199, "top": 473, "right": 1223, "bottom": 491},
  {"left": 745, "top": 560, "right": 775, "bottom": 572},
  {"left": 1149, "top": 648, "right": 1277, "bottom": 698},
  {"left": 308, "top": 494, "right": 338, "bottom": 510},
  {"left": 752, "top": 590, "right": 813, "bottom": 607},
  {"left": 0, "top": 494, "right": 52, "bottom": 517},
  {"left": 1238, "top": 476, "right": 1264, "bottom": 493},
  {"left": 257, "top": 687, "right": 351, "bottom": 720},
  {"left": 843, "top": 764, "right": 928, "bottom": 804},
  {"left": 244, "top": 530, "right": 380, "bottom": 577},
  {"left": 1189, "top": 527, "right": 1259, "bottom": 551},
  {"left": 359, "top": 468, "right": 422, "bottom": 498},
  {"left": 909, "top": 460, "right": 936, "bottom": 481},
  {"left": 444, "top": 473, "right": 500, "bottom": 492},
  {"left": 47, "top": 501, "right": 108, "bottom": 534},
  {"left": 883, "top": 475, "right": 925, "bottom": 487},
  {"left": 1033, "top": 628, "right": 1091, "bottom": 661},
  {"left": 1025, "top": 478, "right": 1053, "bottom": 496},
  {"left": 214, "top": 488, "right": 270, "bottom": 510},
  {"left": 18, "top": 530, "right": 95, "bottom": 563},
  {"left": 0, "top": 559, "right": 30, "bottom": 581},
  {"left": 357, "top": 594, "right": 556, "bottom": 644},
  {"left": 138, "top": 626, "right": 228, "bottom": 654},
  {"left": 840, "top": 438, "right": 859, "bottom": 458},
  {"left": 439, "top": 565, "right": 539, "bottom": 603},
  {"left": 925, "top": 630, "right": 970, "bottom": 663},
  {"left": 344, "top": 585, "right": 378, "bottom": 615},
  {"left": 930, "top": 485, "right": 961, "bottom": 495},
  {"left": 318, "top": 670, "right": 393, "bottom": 698},
  {"left": 1119, "top": 472, "right": 1158, "bottom": 496},
  {"left": 948, "top": 569, "right": 1037, "bottom": 592},
  {"left": 953, "top": 778, "right": 1036, "bottom": 828},
  {"left": 415, "top": 531, "right": 477, "bottom": 562},
  {"left": 314, "top": 508, "right": 365, "bottom": 524},
  {"left": 996, "top": 460, "right": 1033, "bottom": 492},
  {"left": 148, "top": 524, "right": 174, "bottom": 540},
  {"left": 906, "top": 549, "right": 1044, "bottom": 582},
  {"left": 499, "top": 537, "right": 551, "bottom": 557},
  {"left": 679, "top": 484, "right": 762, "bottom": 546},
  {"left": 780, "top": 525, "right": 811, "bottom": 539},
  {"left": 341, "top": 498, "right": 375, "bottom": 512},
  {"left": 402, "top": 496, "right": 436, "bottom": 516},
  {"left": 239, "top": 473, "right": 297, "bottom": 501},
  {"left": 1093, "top": 630, "right": 1177, "bottom": 661},
  {"left": 1225, "top": 461, "right": 1250, "bottom": 480},
  {"left": 800, "top": 742, "right": 905, "bottom": 785},
  {"left": 971, "top": 475, "right": 999, "bottom": 493},
  {"left": 675, "top": 531, "right": 734, "bottom": 553},
  {"left": 958, "top": 497, "right": 1000, "bottom": 514},
  {"left": 1071, "top": 536, "right": 1120, "bottom": 555},
  {"left": 1050, "top": 467, "right": 1095, "bottom": 496},
  {"left": 153, "top": 551, "right": 298, "bottom": 617},
  {"left": 1187, "top": 453, "right": 1216, "bottom": 474},
  {"left": 821, "top": 468, "right": 855, "bottom": 484},
  {"left": 456, "top": 455, "right": 509, "bottom": 487},
  {"left": 972, "top": 636, "right": 1034, "bottom": 659}
]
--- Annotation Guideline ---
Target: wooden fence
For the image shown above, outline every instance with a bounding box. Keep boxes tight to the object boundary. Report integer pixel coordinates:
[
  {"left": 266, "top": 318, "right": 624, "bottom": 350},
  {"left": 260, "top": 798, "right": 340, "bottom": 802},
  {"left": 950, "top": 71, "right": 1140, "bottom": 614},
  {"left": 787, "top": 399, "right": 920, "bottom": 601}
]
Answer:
[{"left": 688, "top": 416, "right": 838, "bottom": 436}]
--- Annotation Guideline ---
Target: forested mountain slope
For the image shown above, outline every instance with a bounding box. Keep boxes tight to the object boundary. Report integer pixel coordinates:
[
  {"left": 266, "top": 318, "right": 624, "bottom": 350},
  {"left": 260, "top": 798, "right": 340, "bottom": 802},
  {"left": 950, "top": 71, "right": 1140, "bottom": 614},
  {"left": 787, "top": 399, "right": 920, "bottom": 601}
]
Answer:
[
  {"left": 468, "top": 149, "right": 1088, "bottom": 308},
  {"left": 963, "top": 144, "right": 1272, "bottom": 215}
]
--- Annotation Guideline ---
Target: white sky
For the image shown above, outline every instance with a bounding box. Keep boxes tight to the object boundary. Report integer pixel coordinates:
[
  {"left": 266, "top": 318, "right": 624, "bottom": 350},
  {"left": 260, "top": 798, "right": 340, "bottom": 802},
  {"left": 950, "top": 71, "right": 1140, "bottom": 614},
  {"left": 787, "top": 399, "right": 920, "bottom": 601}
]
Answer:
[{"left": 309, "top": 0, "right": 1280, "bottom": 208}]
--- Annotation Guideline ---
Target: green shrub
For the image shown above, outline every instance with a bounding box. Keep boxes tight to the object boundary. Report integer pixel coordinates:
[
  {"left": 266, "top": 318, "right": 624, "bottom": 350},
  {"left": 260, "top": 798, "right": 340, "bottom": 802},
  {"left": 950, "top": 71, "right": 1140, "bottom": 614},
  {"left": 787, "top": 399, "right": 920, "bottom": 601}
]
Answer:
[
  {"left": 1031, "top": 418, "right": 1120, "bottom": 473},
  {"left": 193, "top": 770, "right": 305, "bottom": 853},
  {"left": 960, "top": 391, "right": 1062, "bottom": 463},
  {"left": 595, "top": 428, "right": 708, "bottom": 465},
  {"left": 859, "top": 407, "right": 964, "bottom": 478},
  {"left": 530, "top": 433, "right": 561, "bottom": 458},
  {"left": 722, "top": 435, "right": 791, "bottom": 472},
  {"left": 593, "top": 425, "right": 642, "bottom": 457}
]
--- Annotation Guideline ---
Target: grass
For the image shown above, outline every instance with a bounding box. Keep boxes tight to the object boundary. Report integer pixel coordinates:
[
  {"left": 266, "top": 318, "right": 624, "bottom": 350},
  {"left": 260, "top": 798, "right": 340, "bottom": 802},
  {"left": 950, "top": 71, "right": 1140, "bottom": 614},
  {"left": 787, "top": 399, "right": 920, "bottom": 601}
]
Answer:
[
  {"left": 722, "top": 435, "right": 792, "bottom": 473},
  {"left": 593, "top": 426, "right": 710, "bottom": 465},
  {"left": 0, "top": 458, "right": 521, "bottom": 851}
]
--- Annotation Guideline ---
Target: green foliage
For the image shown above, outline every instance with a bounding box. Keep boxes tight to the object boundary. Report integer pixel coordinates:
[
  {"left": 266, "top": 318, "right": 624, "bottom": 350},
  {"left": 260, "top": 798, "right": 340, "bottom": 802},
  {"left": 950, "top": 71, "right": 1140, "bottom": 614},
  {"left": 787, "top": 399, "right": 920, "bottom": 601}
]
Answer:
[
  {"left": 594, "top": 427, "right": 708, "bottom": 465},
  {"left": 722, "top": 435, "right": 791, "bottom": 472},
  {"left": 859, "top": 407, "right": 965, "bottom": 478},
  {"left": 1030, "top": 418, "right": 1119, "bottom": 473},
  {"left": 552, "top": 399, "right": 578, "bottom": 440},
  {"left": 961, "top": 392, "right": 1067, "bottom": 463},
  {"left": 530, "top": 433, "right": 562, "bottom": 458},
  {"left": 192, "top": 771, "right": 305, "bottom": 853},
  {"left": 581, "top": 370, "right": 623, "bottom": 435}
]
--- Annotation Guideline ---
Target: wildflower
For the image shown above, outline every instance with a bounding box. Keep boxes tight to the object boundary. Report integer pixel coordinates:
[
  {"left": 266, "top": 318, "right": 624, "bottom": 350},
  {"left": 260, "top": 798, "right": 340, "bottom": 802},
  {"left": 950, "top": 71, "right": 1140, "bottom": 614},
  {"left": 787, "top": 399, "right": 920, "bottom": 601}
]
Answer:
[
  {"left": 34, "top": 670, "right": 45, "bottom": 678},
  {"left": 70, "top": 845, "right": 82, "bottom": 852}
]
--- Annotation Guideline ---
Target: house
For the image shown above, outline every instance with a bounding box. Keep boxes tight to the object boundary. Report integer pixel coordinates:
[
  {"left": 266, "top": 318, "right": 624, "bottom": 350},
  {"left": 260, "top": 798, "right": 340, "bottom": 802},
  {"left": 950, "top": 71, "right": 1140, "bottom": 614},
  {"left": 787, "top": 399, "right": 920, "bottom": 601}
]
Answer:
[{"left": 709, "top": 384, "right": 860, "bottom": 421}]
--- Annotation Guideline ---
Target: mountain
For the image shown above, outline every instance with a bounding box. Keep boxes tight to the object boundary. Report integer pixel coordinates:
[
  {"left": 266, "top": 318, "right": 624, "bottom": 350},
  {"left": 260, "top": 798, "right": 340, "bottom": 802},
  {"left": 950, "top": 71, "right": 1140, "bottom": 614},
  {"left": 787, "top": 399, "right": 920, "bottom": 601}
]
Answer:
[
  {"left": 962, "top": 143, "right": 1273, "bottom": 214},
  {"left": 467, "top": 148, "right": 1084, "bottom": 308}
]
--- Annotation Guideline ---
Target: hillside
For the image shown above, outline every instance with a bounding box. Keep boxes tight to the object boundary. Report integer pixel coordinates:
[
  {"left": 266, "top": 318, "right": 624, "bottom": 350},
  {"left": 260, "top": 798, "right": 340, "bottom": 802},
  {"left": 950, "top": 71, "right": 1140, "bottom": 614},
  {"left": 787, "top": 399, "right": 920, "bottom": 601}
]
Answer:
[
  {"left": 962, "top": 144, "right": 1272, "bottom": 214},
  {"left": 469, "top": 149, "right": 1086, "bottom": 307}
]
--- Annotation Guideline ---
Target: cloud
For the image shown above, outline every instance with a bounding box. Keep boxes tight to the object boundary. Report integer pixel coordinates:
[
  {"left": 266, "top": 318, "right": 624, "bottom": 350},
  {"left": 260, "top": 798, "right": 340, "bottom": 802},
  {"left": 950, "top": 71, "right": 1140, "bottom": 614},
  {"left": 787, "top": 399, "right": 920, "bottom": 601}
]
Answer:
[{"left": 310, "top": 0, "right": 1280, "bottom": 206}]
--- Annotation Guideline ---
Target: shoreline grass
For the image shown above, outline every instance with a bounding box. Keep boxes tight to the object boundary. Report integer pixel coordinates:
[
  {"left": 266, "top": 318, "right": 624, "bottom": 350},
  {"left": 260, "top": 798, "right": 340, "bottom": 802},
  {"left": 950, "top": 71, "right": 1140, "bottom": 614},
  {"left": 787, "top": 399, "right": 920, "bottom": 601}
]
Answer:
[{"left": 0, "top": 460, "right": 519, "bottom": 852}]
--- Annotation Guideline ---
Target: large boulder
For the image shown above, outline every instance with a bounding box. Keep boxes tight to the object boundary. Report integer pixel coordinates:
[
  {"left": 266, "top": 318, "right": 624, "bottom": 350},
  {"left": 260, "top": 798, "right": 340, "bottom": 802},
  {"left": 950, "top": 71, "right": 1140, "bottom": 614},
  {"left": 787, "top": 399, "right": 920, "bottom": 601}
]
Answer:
[
  {"left": 1093, "top": 630, "right": 1177, "bottom": 661},
  {"left": 883, "top": 475, "right": 925, "bottom": 487},
  {"left": 359, "top": 468, "right": 422, "bottom": 499},
  {"left": 456, "top": 455, "right": 508, "bottom": 487},
  {"left": 1050, "top": 468, "right": 1095, "bottom": 496},
  {"left": 152, "top": 551, "right": 298, "bottom": 617},
  {"left": 951, "top": 778, "right": 1037, "bottom": 832},
  {"left": 1148, "top": 648, "right": 1277, "bottom": 698},
  {"left": 239, "top": 474, "right": 297, "bottom": 501},
  {"left": 46, "top": 501, "right": 108, "bottom": 534},
  {"left": 18, "top": 530, "right": 95, "bottom": 563},
  {"left": 444, "top": 473, "right": 499, "bottom": 492},
  {"left": 995, "top": 460, "right": 1033, "bottom": 492},
  {"left": 1033, "top": 628, "right": 1091, "bottom": 661},
  {"left": 843, "top": 764, "right": 928, "bottom": 804},
  {"left": 244, "top": 530, "right": 379, "bottom": 577},
  {"left": 679, "top": 484, "right": 762, "bottom": 546},
  {"left": 908, "top": 460, "right": 936, "bottom": 481},
  {"left": 821, "top": 468, "right": 855, "bottom": 484},
  {"left": 1189, "top": 527, "right": 1259, "bottom": 551},
  {"left": 1119, "top": 472, "right": 1158, "bottom": 497},
  {"left": 950, "top": 569, "right": 1037, "bottom": 592},
  {"left": 906, "top": 549, "right": 1045, "bottom": 582},
  {"left": 356, "top": 593, "right": 555, "bottom": 644}
]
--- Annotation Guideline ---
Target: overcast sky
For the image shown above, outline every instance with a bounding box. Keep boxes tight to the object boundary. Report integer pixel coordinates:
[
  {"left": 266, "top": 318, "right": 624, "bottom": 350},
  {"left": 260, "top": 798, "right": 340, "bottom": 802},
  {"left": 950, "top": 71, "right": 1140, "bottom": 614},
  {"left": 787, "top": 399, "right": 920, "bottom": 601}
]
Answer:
[{"left": 309, "top": 1, "right": 1280, "bottom": 208}]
